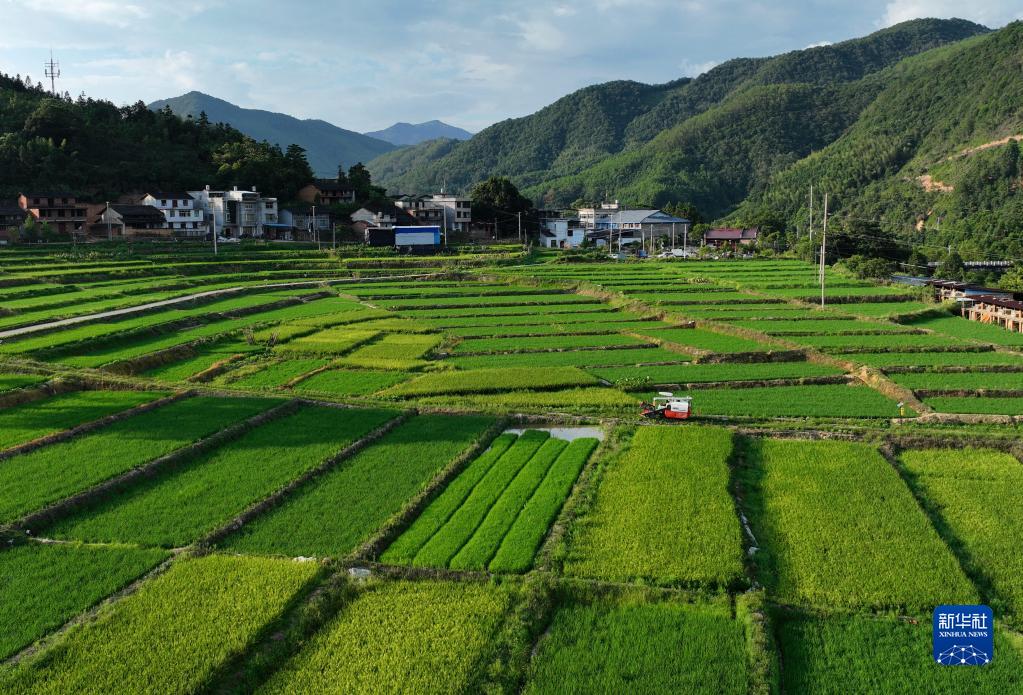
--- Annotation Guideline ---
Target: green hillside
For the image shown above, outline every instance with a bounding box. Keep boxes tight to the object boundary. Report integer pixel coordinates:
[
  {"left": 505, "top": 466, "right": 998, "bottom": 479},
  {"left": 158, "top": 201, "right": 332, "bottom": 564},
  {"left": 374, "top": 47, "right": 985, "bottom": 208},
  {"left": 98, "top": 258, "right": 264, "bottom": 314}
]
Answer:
[
  {"left": 368, "top": 18, "right": 988, "bottom": 207},
  {"left": 149, "top": 91, "right": 395, "bottom": 177},
  {"left": 733, "top": 23, "right": 1023, "bottom": 258},
  {"left": 0, "top": 78, "right": 313, "bottom": 203}
]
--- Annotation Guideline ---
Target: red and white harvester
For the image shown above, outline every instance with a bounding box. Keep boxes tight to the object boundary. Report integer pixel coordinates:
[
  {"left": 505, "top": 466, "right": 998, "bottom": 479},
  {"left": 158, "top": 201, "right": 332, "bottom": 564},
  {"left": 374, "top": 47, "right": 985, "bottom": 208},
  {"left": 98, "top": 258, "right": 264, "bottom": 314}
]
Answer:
[{"left": 640, "top": 392, "right": 693, "bottom": 420}]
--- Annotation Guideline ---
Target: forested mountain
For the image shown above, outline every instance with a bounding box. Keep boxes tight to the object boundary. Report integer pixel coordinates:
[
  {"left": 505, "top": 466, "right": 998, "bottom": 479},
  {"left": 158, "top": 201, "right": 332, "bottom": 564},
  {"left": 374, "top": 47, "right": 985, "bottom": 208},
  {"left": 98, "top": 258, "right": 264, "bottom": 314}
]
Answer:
[
  {"left": 733, "top": 24, "right": 1023, "bottom": 259},
  {"left": 364, "top": 120, "right": 472, "bottom": 146},
  {"left": 367, "top": 18, "right": 990, "bottom": 213},
  {"left": 149, "top": 92, "right": 394, "bottom": 177},
  {"left": 0, "top": 76, "right": 313, "bottom": 201}
]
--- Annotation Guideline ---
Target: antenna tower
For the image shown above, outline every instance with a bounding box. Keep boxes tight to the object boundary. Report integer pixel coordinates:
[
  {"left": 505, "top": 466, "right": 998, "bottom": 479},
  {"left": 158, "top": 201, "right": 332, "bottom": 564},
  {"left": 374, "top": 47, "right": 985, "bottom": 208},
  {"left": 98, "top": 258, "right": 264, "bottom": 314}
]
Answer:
[{"left": 44, "top": 50, "right": 61, "bottom": 94}]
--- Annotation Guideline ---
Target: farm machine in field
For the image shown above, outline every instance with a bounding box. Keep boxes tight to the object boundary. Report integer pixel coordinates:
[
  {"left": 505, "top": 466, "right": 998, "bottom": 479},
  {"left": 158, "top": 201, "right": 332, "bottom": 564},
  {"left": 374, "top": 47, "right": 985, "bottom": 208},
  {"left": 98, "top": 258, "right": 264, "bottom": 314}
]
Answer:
[{"left": 640, "top": 392, "right": 693, "bottom": 420}]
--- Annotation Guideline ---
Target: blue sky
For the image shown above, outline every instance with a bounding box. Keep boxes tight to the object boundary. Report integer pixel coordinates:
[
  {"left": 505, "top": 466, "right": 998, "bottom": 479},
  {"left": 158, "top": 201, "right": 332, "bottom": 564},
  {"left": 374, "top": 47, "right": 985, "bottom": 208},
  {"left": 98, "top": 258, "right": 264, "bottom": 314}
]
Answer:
[{"left": 1, "top": 1, "right": 1020, "bottom": 133}]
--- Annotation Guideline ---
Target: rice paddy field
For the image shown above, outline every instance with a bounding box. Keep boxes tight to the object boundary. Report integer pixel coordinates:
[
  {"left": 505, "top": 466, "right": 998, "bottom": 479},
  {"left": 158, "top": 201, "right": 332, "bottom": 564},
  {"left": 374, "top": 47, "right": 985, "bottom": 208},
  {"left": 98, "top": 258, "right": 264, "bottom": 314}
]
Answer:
[{"left": 1, "top": 244, "right": 1021, "bottom": 692}]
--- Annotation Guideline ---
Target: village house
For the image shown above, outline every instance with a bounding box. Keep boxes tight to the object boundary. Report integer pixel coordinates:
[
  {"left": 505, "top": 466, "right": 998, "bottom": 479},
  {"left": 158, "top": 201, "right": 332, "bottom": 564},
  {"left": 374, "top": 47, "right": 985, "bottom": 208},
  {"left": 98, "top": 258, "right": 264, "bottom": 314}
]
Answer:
[
  {"left": 93, "top": 204, "right": 169, "bottom": 238},
  {"left": 141, "top": 192, "right": 204, "bottom": 237},
  {"left": 539, "top": 217, "right": 585, "bottom": 248},
  {"left": 703, "top": 227, "right": 759, "bottom": 248},
  {"left": 350, "top": 202, "right": 416, "bottom": 235},
  {"left": 18, "top": 192, "right": 88, "bottom": 235},
  {"left": 0, "top": 205, "right": 24, "bottom": 242},
  {"left": 279, "top": 205, "right": 333, "bottom": 241},
  {"left": 581, "top": 204, "right": 690, "bottom": 248},
  {"left": 960, "top": 294, "right": 1023, "bottom": 333},
  {"left": 189, "top": 186, "right": 280, "bottom": 239},
  {"left": 297, "top": 179, "right": 356, "bottom": 206}
]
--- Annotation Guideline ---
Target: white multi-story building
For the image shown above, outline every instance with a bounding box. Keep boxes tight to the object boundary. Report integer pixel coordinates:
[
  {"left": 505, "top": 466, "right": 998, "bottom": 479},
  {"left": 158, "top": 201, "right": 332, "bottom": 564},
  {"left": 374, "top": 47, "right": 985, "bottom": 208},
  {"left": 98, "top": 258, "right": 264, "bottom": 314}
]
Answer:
[
  {"left": 188, "top": 186, "right": 279, "bottom": 239},
  {"left": 141, "top": 192, "right": 204, "bottom": 237},
  {"left": 429, "top": 193, "right": 471, "bottom": 232}
]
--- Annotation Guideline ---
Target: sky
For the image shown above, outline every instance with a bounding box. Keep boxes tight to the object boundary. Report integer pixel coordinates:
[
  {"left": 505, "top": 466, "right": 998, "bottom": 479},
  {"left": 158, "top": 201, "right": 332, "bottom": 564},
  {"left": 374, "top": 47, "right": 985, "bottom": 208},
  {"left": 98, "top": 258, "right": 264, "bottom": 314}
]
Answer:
[{"left": 1, "top": 1, "right": 1021, "bottom": 134}]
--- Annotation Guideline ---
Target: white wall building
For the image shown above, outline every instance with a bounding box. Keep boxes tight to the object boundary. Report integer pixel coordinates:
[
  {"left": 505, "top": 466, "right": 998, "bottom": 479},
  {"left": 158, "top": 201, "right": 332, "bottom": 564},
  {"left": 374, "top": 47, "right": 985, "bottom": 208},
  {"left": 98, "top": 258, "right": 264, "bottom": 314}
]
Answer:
[
  {"left": 539, "top": 218, "right": 584, "bottom": 249},
  {"left": 141, "top": 192, "right": 204, "bottom": 237},
  {"left": 188, "top": 186, "right": 279, "bottom": 238},
  {"left": 430, "top": 193, "right": 471, "bottom": 232}
]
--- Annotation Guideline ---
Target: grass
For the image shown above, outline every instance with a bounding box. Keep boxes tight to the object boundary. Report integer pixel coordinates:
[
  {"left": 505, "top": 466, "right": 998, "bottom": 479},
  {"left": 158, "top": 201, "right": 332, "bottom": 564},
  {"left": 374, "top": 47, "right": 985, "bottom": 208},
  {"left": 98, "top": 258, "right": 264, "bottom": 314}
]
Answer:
[
  {"left": 678, "top": 384, "right": 907, "bottom": 418},
  {"left": 792, "top": 333, "right": 967, "bottom": 351},
  {"left": 835, "top": 301, "right": 934, "bottom": 317},
  {"left": 416, "top": 387, "right": 640, "bottom": 413},
  {"left": 274, "top": 327, "right": 379, "bottom": 356},
  {"left": 893, "top": 372, "right": 1023, "bottom": 391},
  {"left": 0, "top": 390, "right": 163, "bottom": 452},
  {"left": 258, "top": 580, "right": 509, "bottom": 695},
  {"left": 592, "top": 362, "right": 842, "bottom": 386},
  {"left": 489, "top": 438, "right": 598, "bottom": 573},
  {"left": 447, "top": 347, "right": 690, "bottom": 369},
  {"left": 841, "top": 351, "right": 1023, "bottom": 367},
  {"left": 909, "top": 315, "right": 1023, "bottom": 346},
  {"left": 45, "top": 406, "right": 397, "bottom": 547},
  {"left": 0, "top": 542, "right": 169, "bottom": 660},
  {"left": 293, "top": 369, "right": 411, "bottom": 396},
  {"left": 524, "top": 597, "right": 749, "bottom": 695},
  {"left": 222, "top": 414, "right": 494, "bottom": 558},
  {"left": 778, "top": 612, "right": 1023, "bottom": 694},
  {"left": 0, "top": 396, "right": 277, "bottom": 525},
  {"left": 338, "top": 332, "right": 442, "bottom": 369},
  {"left": 900, "top": 447, "right": 1023, "bottom": 621},
  {"left": 0, "top": 554, "right": 321, "bottom": 695},
  {"left": 739, "top": 439, "right": 977, "bottom": 612},
  {"left": 733, "top": 319, "right": 912, "bottom": 334},
  {"left": 565, "top": 426, "right": 745, "bottom": 587},
  {"left": 0, "top": 373, "right": 47, "bottom": 392},
  {"left": 636, "top": 327, "right": 770, "bottom": 353},
  {"left": 925, "top": 396, "right": 1023, "bottom": 415},
  {"left": 381, "top": 367, "right": 598, "bottom": 397},
  {"left": 451, "top": 333, "right": 649, "bottom": 354},
  {"left": 412, "top": 431, "right": 550, "bottom": 567},
  {"left": 226, "top": 358, "right": 332, "bottom": 389}
]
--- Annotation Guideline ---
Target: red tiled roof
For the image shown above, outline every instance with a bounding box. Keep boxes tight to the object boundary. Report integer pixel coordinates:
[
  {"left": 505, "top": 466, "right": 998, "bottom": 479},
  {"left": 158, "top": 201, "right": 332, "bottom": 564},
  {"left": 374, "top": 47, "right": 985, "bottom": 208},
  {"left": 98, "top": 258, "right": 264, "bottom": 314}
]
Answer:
[{"left": 704, "top": 227, "right": 758, "bottom": 240}]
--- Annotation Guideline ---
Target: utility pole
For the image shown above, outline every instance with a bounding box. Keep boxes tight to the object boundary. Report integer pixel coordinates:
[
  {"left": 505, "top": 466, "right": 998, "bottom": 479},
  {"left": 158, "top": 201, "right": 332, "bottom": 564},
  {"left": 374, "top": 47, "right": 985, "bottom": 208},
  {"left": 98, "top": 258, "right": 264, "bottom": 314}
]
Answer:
[
  {"left": 808, "top": 184, "right": 814, "bottom": 245},
  {"left": 442, "top": 206, "right": 448, "bottom": 247},
  {"left": 683, "top": 222, "right": 688, "bottom": 257},
  {"left": 517, "top": 211, "right": 522, "bottom": 247},
  {"left": 106, "top": 201, "right": 111, "bottom": 242},
  {"left": 44, "top": 50, "right": 60, "bottom": 95},
  {"left": 313, "top": 205, "right": 320, "bottom": 251},
  {"left": 671, "top": 223, "right": 675, "bottom": 252},
  {"left": 819, "top": 192, "right": 828, "bottom": 308},
  {"left": 210, "top": 200, "right": 218, "bottom": 256}
]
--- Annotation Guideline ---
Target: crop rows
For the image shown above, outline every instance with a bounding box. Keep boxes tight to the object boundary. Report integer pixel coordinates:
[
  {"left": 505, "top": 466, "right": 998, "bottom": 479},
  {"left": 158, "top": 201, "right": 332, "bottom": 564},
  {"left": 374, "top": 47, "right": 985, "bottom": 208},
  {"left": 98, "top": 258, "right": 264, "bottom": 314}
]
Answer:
[
  {"left": 739, "top": 439, "right": 976, "bottom": 611},
  {"left": 381, "top": 367, "right": 598, "bottom": 397},
  {"left": 1, "top": 396, "right": 276, "bottom": 525},
  {"left": 44, "top": 406, "right": 397, "bottom": 547},
  {"left": 565, "top": 426, "right": 744, "bottom": 586},
  {"left": 387, "top": 431, "right": 597, "bottom": 573},
  {"left": 900, "top": 448, "right": 1023, "bottom": 622},
  {"left": 0, "top": 554, "right": 321, "bottom": 694},
  {"left": 223, "top": 414, "right": 494, "bottom": 557}
]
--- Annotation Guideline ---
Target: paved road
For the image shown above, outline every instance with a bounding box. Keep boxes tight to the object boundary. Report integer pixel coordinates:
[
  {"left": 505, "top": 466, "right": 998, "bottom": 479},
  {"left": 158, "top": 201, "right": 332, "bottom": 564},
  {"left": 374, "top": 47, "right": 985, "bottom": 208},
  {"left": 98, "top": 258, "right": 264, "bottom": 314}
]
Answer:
[{"left": 0, "top": 273, "right": 444, "bottom": 340}]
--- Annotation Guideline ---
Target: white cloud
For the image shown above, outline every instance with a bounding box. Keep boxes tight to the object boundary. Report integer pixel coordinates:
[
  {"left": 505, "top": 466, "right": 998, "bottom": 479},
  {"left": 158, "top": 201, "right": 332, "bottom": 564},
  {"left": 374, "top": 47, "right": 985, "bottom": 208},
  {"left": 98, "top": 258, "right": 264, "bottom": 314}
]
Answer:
[
  {"left": 12, "top": 0, "right": 150, "bottom": 26},
  {"left": 880, "top": 1, "right": 1023, "bottom": 28},
  {"left": 678, "top": 59, "right": 720, "bottom": 77},
  {"left": 804, "top": 40, "right": 832, "bottom": 48}
]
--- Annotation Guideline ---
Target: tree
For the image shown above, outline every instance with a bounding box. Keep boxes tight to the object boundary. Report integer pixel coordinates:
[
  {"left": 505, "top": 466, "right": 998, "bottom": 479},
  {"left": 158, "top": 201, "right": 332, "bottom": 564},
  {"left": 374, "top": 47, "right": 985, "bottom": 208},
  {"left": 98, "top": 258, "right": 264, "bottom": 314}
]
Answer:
[
  {"left": 941, "top": 249, "right": 966, "bottom": 281},
  {"left": 471, "top": 176, "right": 532, "bottom": 216},
  {"left": 664, "top": 201, "right": 702, "bottom": 224},
  {"left": 999, "top": 263, "right": 1023, "bottom": 292},
  {"left": 347, "top": 163, "right": 373, "bottom": 198},
  {"left": 906, "top": 249, "right": 929, "bottom": 276}
]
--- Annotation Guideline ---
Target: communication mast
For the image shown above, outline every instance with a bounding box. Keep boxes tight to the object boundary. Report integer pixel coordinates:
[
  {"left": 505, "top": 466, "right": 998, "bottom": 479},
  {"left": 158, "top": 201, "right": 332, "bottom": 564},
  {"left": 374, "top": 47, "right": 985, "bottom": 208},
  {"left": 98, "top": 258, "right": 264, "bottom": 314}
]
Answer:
[{"left": 44, "top": 50, "right": 61, "bottom": 94}]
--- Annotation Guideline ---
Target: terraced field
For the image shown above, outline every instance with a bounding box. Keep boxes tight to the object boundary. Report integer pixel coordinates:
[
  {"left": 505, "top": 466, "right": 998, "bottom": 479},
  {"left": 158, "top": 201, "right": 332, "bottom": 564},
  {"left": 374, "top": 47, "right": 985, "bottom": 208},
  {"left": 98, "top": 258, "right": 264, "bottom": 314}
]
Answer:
[{"left": 1, "top": 246, "right": 1021, "bottom": 692}]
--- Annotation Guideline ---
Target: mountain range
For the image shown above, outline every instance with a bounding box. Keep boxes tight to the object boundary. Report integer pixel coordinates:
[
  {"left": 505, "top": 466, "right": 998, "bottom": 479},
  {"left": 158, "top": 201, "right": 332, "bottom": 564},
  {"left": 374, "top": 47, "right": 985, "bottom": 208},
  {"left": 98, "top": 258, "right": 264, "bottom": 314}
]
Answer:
[
  {"left": 365, "top": 18, "right": 1023, "bottom": 256},
  {"left": 364, "top": 120, "right": 472, "bottom": 146},
  {"left": 148, "top": 91, "right": 396, "bottom": 177}
]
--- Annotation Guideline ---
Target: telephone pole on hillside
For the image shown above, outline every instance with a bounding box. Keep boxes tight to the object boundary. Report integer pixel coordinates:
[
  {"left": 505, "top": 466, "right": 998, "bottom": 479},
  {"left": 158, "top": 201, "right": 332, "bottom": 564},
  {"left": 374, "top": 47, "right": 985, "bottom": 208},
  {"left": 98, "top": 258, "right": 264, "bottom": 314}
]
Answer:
[{"left": 819, "top": 192, "right": 828, "bottom": 308}]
